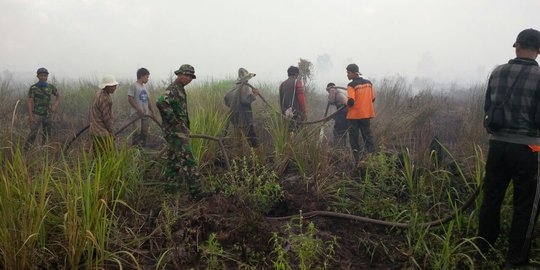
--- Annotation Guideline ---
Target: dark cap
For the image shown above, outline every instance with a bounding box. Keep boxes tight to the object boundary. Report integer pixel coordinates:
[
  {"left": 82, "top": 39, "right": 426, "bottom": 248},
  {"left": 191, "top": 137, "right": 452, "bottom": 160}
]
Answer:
[
  {"left": 513, "top": 28, "right": 540, "bottom": 50},
  {"left": 346, "top": 64, "right": 361, "bottom": 74},
  {"left": 174, "top": 64, "right": 196, "bottom": 79},
  {"left": 36, "top": 67, "right": 49, "bottom": 75}
]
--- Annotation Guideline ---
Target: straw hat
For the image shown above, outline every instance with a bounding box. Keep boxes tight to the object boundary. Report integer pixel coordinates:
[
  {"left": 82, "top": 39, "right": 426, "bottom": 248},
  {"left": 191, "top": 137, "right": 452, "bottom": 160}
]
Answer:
[
  {"left": 99, "top": 75, "right": 120, "bottom": 89},
  {"left": 236, "top": 67, "right": 256, "bottom": 83}
]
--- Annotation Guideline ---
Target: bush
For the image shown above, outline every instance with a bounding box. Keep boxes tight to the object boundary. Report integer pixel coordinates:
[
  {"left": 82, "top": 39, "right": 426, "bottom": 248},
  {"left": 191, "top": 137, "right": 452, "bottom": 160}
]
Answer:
[{"left": 211, "top": 152, "right": 283, "bottom": 214}]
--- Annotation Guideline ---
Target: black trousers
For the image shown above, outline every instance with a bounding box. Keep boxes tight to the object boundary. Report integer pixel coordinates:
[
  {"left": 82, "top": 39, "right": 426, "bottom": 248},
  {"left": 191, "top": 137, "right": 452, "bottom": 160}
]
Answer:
[
  {"left": 244, "top": 124, "right": 259, "bottom": 148},
  {"left": 348, "top": 119, "right": 376, "bottom": 160},
  {"left": 333, "top": 109, "right": 350, "bottom": 147},
  {"left": 478, "top": 140, "right": 540, "bottom": 265}
]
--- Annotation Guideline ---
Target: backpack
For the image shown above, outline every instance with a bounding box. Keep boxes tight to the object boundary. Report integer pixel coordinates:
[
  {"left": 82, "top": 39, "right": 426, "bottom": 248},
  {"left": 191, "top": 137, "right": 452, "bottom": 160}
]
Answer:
[{"left": 224, "top": 84, "right": 242, "bottom": 108}]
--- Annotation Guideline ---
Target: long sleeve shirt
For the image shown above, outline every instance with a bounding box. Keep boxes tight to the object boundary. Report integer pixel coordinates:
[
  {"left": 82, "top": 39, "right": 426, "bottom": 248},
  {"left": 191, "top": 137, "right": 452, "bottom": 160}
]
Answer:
[
  {"left": 89, "top": 89, "right": 114, "bottom": 137},
  {"left": 156, "top": 81, "right": 191, "bottom": 139},
  {"left": 485, "top": 57, "right": 540, "bottom": 145},
  {"left": 346, "top": 77, "right": 375, "bottom": 120},
  {"left": 228, "top": 82, "right": 256, "bottom": 127}
]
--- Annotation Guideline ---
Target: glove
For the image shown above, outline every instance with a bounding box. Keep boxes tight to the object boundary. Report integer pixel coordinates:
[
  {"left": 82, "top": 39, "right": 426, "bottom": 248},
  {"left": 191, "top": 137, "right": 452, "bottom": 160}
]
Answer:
[{"left": 347, "top": 98, "right": 355, "bottom": 107}]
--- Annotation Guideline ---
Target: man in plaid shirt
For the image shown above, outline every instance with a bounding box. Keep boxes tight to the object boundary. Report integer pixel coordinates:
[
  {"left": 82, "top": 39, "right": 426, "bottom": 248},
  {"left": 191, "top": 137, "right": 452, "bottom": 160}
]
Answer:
[
  {"left": 478, "top": 28, "right": 540, "bottom": 268},
  {"left": 89, "top": 75, "right": 119, "bottom": 157}
]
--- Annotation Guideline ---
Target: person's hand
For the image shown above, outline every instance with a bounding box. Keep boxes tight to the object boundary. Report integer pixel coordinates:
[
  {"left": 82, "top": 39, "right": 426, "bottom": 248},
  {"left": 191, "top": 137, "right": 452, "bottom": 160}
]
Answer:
[
  {"left": 51, "top": 105, "right": 58, "bottom": 113},
  {"left": 252, "top": 88, "right": 260, "bottom": 96},
  {"left": 28, "top": 114, "right": 37, "bottom": 124},
  {"left": 301, "top": 112, "right": 308, "bottom": 121},
  {"left": 137, "top": 110, "right": 145, "bottom": 118}
]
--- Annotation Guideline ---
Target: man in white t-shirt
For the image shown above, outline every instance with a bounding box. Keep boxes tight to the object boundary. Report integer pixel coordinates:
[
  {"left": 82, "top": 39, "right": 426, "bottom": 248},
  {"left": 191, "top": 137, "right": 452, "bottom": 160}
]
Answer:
[
  {"left": 128, "top": 68, "right": 155, "bottom": 146},
  {"left": 326, "top": 82, "right": 349, "bottom": 146}
]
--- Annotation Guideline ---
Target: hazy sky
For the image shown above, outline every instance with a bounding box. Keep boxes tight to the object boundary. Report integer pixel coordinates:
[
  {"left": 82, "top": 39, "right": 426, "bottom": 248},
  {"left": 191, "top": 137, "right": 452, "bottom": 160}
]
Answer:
[{"left": 1, "top": 0, "right": 539, "bottom": 87}]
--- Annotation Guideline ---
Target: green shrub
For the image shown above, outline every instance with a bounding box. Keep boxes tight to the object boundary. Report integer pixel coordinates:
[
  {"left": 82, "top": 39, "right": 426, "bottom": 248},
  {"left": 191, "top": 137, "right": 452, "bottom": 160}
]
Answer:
[
  {"left": 211, "top": 152, "right": 283, "bottom": 214},
  {"left": 270, "top": 216, "right": 337, "bottom": 270}
]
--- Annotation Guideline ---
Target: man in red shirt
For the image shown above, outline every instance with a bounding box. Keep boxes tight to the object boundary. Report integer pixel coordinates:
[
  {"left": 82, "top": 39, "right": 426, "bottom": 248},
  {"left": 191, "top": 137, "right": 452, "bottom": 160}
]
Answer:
[{"left": 279, "top": 66, "right": 307, "bottom": 131}]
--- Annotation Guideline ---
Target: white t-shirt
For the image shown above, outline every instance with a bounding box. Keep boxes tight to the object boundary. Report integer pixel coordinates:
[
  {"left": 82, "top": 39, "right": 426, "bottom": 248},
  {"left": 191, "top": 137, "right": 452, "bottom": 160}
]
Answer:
[{"left": 128, "top": 82, "right": 150, "bottom": 115}]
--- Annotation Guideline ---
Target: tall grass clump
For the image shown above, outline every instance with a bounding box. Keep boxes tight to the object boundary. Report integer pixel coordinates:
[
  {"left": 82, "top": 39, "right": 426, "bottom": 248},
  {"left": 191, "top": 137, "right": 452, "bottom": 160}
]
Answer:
[
  {"left": 53, "top": 140, "right": 140, "bottom": 269},
  {"left": 397, "top": 144, "right": 486, "bottom": 269},
  {"left": 427, "top": 221, "right": 478, "bottom": 269},
  {"left": 289, "top": 125, "right": 330, "bottom": 182},
  {"left": 265, "top": 110, "right": 293, "bottom": 173},
  {"left": 189, "top": 79, "right": 233, "bottom": 166},
  {"left": 190, "top": 106, "right": 229, "bottom": 167},
  {"left": 0, "top": 147, "right": 51, "bottom": 269}
]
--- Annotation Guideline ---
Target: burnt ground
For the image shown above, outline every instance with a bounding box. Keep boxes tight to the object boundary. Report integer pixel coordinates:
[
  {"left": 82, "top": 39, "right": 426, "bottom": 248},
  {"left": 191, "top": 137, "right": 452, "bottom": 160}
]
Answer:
[{"left": 116, "top": 151, "right": 410, "bottom": 270}]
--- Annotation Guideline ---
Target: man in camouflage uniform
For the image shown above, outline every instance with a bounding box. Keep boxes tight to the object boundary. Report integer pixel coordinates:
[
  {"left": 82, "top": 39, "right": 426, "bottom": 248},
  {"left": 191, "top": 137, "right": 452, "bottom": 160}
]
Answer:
[
  {"left": 156, "top": 64, "right": 202, "bottom": 197},
  {"left": 24, "top": 67, "right": 61, "bottom": 151}
]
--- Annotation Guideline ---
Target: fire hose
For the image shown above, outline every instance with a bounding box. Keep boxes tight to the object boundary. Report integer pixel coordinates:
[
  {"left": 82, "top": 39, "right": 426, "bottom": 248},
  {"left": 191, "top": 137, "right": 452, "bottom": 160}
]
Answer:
[
  {"left": 62, "top": 89, "right": 482, "bottom": 229},
  {"left": 267, "top": 186, "right": 481, "bottom": 228},
  {"left": 241, "top": 83, "right": 483, "bottom": 228},
  {"left": 243, "top": 82, "right": 347, "bottom": 125},
  {"left": 63, "top": 115, "right": 232, "bottom": 172}
]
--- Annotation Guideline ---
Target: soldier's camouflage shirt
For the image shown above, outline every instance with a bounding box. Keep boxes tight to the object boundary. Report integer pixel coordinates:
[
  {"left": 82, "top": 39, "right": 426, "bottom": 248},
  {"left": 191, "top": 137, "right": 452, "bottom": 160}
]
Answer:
[
  {"left": 28, "top": 83, "right": 58, "bottom": 116},
  {"left": 157, "top": 81, "right": 191, "bottom": 134}
]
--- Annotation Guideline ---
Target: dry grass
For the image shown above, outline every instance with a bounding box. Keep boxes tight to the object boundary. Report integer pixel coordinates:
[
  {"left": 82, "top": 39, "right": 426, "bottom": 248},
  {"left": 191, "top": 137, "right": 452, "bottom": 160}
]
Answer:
[{"left": 0, "top": 73, "right": 504, "bottom": 269}]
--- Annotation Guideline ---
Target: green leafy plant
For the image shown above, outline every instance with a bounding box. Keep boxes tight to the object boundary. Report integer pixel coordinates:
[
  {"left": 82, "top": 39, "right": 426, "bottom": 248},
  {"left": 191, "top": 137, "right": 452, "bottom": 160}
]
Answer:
[
  {"left": 270, "top": 215, "right": 338, "bottom": 270},
  {"left": 212, "top": 152, "right": 283, "bottom": 214},
  {"left": 202, "top": 233, "right": 226, "bottom": 270}
]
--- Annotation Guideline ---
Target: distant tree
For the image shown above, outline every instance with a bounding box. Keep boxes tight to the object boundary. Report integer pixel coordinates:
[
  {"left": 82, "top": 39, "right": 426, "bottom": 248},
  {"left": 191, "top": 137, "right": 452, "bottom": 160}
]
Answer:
[
  {"left": 316, "top": 53, "right": 333, "bottom": 73},
  {"left": 298, "top": 58, "right": 314, "bottom": 92}
]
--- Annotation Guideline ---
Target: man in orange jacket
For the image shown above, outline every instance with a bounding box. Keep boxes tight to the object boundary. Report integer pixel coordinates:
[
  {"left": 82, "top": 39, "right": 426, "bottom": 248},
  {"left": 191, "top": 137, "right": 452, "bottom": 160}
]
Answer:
[{"left": 345, "top": 64, "right": 376, "bottom": 162}]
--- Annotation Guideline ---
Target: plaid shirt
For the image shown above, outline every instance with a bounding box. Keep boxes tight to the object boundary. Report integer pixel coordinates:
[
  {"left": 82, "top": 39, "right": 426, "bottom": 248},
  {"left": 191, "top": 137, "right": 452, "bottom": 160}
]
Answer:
[
  {"left": 89, "top": 89, "right": 114, "bottom": 137},
  {"left": 485, "top": 57, "right": 540, "bottom": 144}
]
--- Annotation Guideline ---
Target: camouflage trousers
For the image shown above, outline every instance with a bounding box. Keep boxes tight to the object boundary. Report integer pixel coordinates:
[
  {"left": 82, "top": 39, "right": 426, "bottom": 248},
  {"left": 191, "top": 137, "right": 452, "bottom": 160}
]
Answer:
[
  {"left": 24, "top": 114, "right": 51, "bottom": 151},
  {"left": 163, "top": 132, "right": 201, "bottom": 195}
]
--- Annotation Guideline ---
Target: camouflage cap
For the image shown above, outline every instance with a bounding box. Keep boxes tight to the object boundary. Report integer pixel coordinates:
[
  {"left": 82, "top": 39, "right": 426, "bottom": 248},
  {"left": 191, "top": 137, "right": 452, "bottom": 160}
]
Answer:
[{"left": 174, "top": 64, "right": 196, "bottom": 79}]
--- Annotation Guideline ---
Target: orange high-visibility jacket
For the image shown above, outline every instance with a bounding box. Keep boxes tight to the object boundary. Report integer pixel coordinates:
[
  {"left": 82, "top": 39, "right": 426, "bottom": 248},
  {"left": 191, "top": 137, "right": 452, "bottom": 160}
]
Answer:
[{"left": 346, "top": 77, "right": 375, "bottom": 120}]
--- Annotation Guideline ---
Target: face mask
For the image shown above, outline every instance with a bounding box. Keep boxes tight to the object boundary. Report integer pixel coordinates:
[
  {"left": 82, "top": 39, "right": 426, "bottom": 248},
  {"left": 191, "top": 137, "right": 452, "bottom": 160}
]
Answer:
[{"left": 37, "top": 81, "right": 48, "bottom": 88}]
